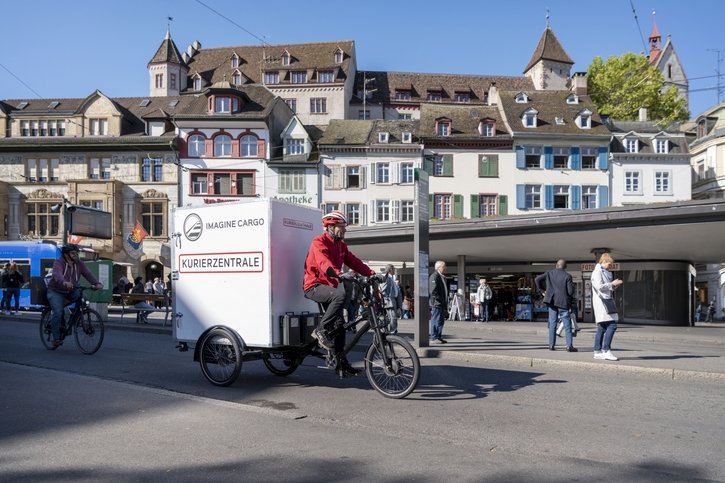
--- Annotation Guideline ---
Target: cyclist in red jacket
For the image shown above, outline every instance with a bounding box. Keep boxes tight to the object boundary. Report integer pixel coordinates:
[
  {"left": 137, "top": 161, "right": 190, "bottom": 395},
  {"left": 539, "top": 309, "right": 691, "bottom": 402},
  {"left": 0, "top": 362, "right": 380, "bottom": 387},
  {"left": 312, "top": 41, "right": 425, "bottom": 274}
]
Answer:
[{"left": 303, "top": 211, "right": 375, "bottom": 377}]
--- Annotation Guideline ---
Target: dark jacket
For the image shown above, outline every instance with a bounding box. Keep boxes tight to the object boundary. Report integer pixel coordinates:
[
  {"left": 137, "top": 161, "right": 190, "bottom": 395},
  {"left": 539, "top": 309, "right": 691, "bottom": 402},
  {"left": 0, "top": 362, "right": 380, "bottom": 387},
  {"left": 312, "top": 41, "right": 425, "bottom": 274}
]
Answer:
[
  {"left": 2, "top": 270, "right": 24, "bottom": 289},
  {"left": 535, "top": 268, "right": 574, "bottom": 310},
  {"left": 47, "top": 255, "right": 99, "bottom": 294},
  {"left": 429, "top": 271, "right": 448, "bottom": 308}
]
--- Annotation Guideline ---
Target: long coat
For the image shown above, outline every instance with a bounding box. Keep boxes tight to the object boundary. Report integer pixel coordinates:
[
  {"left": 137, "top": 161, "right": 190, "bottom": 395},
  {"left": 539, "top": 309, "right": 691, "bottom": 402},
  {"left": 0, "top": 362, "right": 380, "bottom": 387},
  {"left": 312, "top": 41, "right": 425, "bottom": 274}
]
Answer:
[{"left": 591, "top": 263, "right": 618, "bottom": 323}]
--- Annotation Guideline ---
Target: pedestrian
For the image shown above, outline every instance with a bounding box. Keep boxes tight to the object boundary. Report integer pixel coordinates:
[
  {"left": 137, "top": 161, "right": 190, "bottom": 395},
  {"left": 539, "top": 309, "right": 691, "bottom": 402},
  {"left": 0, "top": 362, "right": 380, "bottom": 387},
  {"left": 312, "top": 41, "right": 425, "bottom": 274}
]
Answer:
[
  {"left": 706, "top": 301, "right": 716, "bottom": 322},
  {"left": 695, "top": 302, "right": 703, "bottom": 323},
  {"left": 429, "top": 260, "right": 448, "bottom": 344},
  {"left": 132, "top": 276, "right": 155, "bottom": 324},
  {"left": 153, "top": 277, "right": 166, "bottom": 308},
  {"left": 401, "top": 286, "right": 413, "bottom": 319},
  {"left": 381, "top": 264, "right": 400, "bottom": 334},
  {"left": 591, "top": 252, "right": 623, "bottom": 361},
  {"left": 0, "top": 262, "right": 10, "bottom": 315},
  {"left": 1, "top": 262, "right": 25, "bottom": 314},
  {"left": 535, "top": 259, "right": 577, "bottom": 352},
  {"left": 476, "top": 278, "right": 493, "bottom": 322},
  {"left": 145, "top": 279, "right": 154, "bottom": 294}
]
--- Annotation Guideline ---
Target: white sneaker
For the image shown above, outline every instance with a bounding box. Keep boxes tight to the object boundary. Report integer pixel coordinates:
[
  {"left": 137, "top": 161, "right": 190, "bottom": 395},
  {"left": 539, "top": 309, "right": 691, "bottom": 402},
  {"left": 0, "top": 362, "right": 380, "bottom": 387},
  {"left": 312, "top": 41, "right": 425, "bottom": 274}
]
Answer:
[
  {"left": 593, "top": 351, "right": 604, "bottom": 360},
  {"left": 602, "top": 351, "right": 619, "bottom": 361}
]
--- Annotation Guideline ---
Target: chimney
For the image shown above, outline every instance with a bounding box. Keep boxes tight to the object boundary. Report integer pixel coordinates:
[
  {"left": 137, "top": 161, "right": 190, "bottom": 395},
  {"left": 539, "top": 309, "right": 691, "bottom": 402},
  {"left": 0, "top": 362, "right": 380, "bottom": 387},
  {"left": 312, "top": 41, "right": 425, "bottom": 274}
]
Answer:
[
  {"left": 639, "top": 107, "right": 648, "bottom": 122},
  {"left": 488, "top": 82, "right": 497, "bottom": 106},
  {"left": 572, "top": 72, "right": 587, "bottom": 95}
]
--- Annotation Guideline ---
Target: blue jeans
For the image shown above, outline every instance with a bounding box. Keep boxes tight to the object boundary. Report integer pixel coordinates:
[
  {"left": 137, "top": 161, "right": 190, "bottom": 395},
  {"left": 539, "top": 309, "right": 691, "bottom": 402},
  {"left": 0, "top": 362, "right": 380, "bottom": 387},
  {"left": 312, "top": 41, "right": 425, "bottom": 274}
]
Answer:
[
  {"left": 2, "top": 287, "right": 20, "bottom": 311},
  {"left": 479, "top": 302, "right": 490, "bottom": 321},
  {"left": 430, "top": 306, "right": 445, "bottom": 341},
  {"left": 47, "top": 287, "right": 80, "bottom": 341},
  {"left": 548, "top": 306, "right": 573, "bottom": 348},
  {"left": 594, "top": 321, "right": 617, "bottom": 352}
]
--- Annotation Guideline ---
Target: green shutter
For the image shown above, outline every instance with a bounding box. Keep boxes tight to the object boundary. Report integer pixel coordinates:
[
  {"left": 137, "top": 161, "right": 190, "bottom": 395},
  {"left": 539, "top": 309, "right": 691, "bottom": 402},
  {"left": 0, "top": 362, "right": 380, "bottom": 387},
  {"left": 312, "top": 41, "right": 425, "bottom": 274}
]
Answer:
[
  {"left": 443, "top": 154, "right": 453, "bottom": 176},
  {"left": 428, "top": 194, "right": 434, "bottom": 219},
  {"left": 453, "top": 194, "right": 463, "bottom": 218},
  {"left": 470, "top": 194, "right": 480, "bottom": 218},
  {"left": 498, "top": 195, "right": 508, "bottom": 215},
  {"left": 423, "top": 156, "right": 434, "bottom": 175},
  {"left": 479, "top": 154, "right": 499, "bottom": 177}
]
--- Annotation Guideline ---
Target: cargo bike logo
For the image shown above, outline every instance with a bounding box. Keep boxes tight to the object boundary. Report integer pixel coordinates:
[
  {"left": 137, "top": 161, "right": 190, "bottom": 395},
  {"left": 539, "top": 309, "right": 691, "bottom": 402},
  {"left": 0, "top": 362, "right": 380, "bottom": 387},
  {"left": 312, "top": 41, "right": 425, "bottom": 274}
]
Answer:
[{"left": 183, "top": 213, "right": 203, "bottom": 241}]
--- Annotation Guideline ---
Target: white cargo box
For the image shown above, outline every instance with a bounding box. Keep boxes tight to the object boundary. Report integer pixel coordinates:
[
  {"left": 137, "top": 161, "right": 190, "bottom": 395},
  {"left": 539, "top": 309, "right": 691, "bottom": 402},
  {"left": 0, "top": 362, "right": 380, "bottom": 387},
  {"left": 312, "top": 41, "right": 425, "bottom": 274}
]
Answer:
[{"left": 171, "top": 198, "right": 321, "bottom": 347}]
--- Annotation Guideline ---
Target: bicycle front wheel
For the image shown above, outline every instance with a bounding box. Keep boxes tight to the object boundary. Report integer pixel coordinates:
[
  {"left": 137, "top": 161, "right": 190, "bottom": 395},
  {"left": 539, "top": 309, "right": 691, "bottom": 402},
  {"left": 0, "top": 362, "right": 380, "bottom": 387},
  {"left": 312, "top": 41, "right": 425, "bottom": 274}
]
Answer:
[
  {"left": 74, "top": 308, "right": 105, "bottom": 355},
  {"left": 39, "top": 309, "right": 57, "bottom": 350},
  {"left": 365, "top": 334, "right": 420, "bottom": 399}
]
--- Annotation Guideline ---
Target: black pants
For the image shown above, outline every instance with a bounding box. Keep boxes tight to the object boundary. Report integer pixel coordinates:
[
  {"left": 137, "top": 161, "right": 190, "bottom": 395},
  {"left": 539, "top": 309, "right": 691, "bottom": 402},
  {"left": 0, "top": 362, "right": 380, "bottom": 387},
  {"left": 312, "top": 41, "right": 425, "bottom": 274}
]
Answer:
[{"left": 305, "top": 283, "right": 351, "bottom": 353}]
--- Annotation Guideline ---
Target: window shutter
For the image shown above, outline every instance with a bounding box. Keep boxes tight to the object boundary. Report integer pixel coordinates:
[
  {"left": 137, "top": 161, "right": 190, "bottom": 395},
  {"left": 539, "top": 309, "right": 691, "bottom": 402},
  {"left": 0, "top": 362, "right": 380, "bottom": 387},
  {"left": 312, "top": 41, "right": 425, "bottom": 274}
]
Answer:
[
  {"left": 489, "top": 154, "right": 498, "bottom": 176},
  {"left": 391, "top": 161, "right": 399, "bottom": 184},
  {"left": 423, "top": 156, "right": 434, "bottom": 175},
  {"left": 571, "top": 185, "right": 581, "bottom": 209},
  {"left": 257, "top": 139, "right": 266, "bottom": 159},
  {"left": 361, "top": 203, "right": 368, "bottom": 226},
  {"left": 478, "top": 156, "right": 486, "bottom": 177},
  {"left": 544, "top": 184, "right": 554, "bottom": 209},
  {"left": 359, "top": 166, "right": 367, "bottom": 188},
  {"left": 598, "top": 147, "right": 609, "bottom": 170},
  {"left": 369, "top": 200, "right": 376, "bottom": 223},
  {"left": 516, "top": 146, "right": 525, "bottom": 169},
  {"left": 324, "top": 166, "right": 334, "bottom": 189},
  {"left": 598, "top": 185, "right": 609, "bottom": 208},
  {"left": 342, "top": 166, "right": 349, "bottom": 189},
  {"left": 428, "top": 194, "right": 434, "bottom": 218},
  {"left": 443, "top": 154, "right": 453, "bottom": 176},
  {"left": 479, "top": 154, "right": 498, "bottom": 177},
  {"left": 570, "top": 147, "right": 581, "bottom": 170},
  {"left": 544, "top": 146, "right": 553, "bottom": 169},
  {"left": 498, "top": 195, "right": 508, "bottom": 215},
  {"left": 470, "top": 194, "right": 480, "bottom": 218},
  {"left": 320, "top": 203, "right": 327, "bottom": 213},
  {"left": 392, "top": 200, "right": 400, "bottom": 222},
  {"left": 516, "top": 185, "right": 526, "bottom": 209},
  {"left": 453, "top": 194, "right": 463, "bottom": 218},
  {"left": 370, "top": 163, "right": 376, "bottom": 184}
]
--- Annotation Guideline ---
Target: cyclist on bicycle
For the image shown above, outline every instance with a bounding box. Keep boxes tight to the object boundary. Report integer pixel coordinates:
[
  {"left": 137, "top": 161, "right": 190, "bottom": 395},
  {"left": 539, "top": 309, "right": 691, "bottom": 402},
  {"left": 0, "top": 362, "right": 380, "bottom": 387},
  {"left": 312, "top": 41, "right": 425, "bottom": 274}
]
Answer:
[
  {"left": 46, "top": 244, "right": 103, "bottom": 347},
  {"left": 303, "top": 211, "right": 375, "bottom": 377}
]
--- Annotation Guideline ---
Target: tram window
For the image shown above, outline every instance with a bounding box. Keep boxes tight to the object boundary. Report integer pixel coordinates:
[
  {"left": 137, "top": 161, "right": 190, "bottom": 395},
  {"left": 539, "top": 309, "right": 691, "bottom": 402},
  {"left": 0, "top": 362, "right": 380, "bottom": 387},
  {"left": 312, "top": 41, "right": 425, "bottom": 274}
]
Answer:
[{"left": 40, "top": 258, "right": 55, "bottom": 277}]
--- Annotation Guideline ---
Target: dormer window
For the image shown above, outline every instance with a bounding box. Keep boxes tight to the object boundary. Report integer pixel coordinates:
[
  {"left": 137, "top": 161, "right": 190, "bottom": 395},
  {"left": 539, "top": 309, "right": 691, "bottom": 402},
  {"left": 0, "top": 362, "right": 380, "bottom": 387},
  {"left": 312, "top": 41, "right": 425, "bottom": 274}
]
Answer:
[
  {"left": 523, "top": 108, "right": 538, "bottom": 128},
  {"left": 479, "top": 120, "right": 495, "bottom": 137},
  {"left": 515, "top": 92, "right": 529, "bottom": 103},
  {"left": 193, "top": 75, "right": 202, "bottom": 91},
  {"left": 454, "top": 92, "right": 470, "bottom": 103},
  {"left": 335, "top": 48, "right": 344, "bottom": 64},
  {"left": 555, "top": 117, "right": 565, "bottom": 125},
  {"left": 291, "top": 71, "right": 307, "bottom": 84},
  {"left": 655, "top": 138, "right": 669, "bottom": 154},
  {"left": 395, "top": 90, "right": 411, "bottom": 101},
  {"left": 625, "top": 137, "right": 639, "bottom": 153},
  {"left": 378, "top": 132, "right": 389, "bottom": 143},
  {"left": 282, "top": 51, "right": 290, "bottom": 66},
  {"left": 231, "top": 54, "right": 239, "bottom": 68},
  {"left": 212, "top": 96, "right": 240, "bottom": 114},
  {"left": 264, "top": 71, "right": 279, "bottom": 84},
  {"left": 427, "top": 91, "right": 442, "bottom": 102},
  {"left": 318, "top": 70, "right": 335, "bottom": 83},
  {"left": 402, "top": 132, "right": 412, "bottom": 143},
  {"left": 436, "top": 119, "right": 451, "bottom": 136},
  {"left": 566, "top": 93, "right": 579, "bottom": 104},
  {"left": 576, "top": 109, "right": 592, "bottom": 129},
  {"left": 232, "top": 70, "right": 242, "bottom": 86},
  {"left": 697, "top": 119, "right": 707, "bottom": 138}
]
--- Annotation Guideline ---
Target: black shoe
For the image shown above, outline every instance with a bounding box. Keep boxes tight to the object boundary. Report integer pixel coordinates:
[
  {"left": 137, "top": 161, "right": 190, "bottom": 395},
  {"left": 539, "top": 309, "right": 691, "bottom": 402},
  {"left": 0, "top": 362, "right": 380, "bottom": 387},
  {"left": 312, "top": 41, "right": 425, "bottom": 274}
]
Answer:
[
  {"left": 339, "top": 359, "right": 361, "bottom": 376},
  {"left": 312, "top": 328, "right": 334, "bottom": 350},
  {"left": 549, "top": 345, "right": 555, "bottom": 351},
  {"left": 566, "top": 346, "right": 578, "bottom": 352},
  {"left": 438, "top": 338, "right": 448, "bottom": 344}
]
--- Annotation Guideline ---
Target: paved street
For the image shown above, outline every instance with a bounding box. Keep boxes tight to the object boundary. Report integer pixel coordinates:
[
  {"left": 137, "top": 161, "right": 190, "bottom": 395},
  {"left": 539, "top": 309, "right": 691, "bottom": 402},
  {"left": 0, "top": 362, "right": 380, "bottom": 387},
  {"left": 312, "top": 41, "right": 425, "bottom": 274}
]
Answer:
[{"left": 1, "top": 313, "right": 724, "bottom": 482}]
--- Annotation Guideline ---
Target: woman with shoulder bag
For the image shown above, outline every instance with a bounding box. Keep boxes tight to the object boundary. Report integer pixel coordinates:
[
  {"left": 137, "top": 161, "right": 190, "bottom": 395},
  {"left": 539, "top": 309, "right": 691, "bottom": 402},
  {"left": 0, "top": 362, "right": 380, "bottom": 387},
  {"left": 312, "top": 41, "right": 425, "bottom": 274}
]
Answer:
[{"left": 591, "top": 253, "right": 623, "bottom": 361}]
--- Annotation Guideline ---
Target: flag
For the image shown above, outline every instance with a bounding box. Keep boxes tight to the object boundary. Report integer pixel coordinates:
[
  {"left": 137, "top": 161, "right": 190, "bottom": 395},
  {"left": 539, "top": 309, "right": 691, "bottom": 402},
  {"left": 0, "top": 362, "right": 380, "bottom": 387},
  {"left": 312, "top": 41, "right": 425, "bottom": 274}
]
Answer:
[
  {"left": 68, "top": 234, "right": 84, "bottom": 244},
  {"left": 127, "top": 221, "right": 149, "bottom": 250}
]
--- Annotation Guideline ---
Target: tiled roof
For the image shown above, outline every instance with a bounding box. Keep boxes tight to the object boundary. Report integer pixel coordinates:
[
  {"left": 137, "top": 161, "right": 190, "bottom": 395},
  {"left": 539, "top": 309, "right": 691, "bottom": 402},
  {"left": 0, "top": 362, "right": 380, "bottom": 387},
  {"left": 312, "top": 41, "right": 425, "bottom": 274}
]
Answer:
[
  {"left": 148, "top": 32, "right": 185, "bottom": 66},
  {"left": 608, "top": 119, "right": 689, "bottom": 154},
  {"left": 367, "top": 119, "right": 420, "bottom": 144},
  {"left": 419, "top": 104, "right": 511, "bottom": 138},
  {"left": 498, "top": 90, "right": 610, "bottom": 136},
  {"left": 353, "top": 71, "right": 533, "bottom": 105},
  {"left": 523, "top": 28, "right": 574, "bottom": 73},
  {"left": 184, "top": 40, "right": 355, "bottom": 89},
  {"left": 318, "top": 120, "right": 373, "bottom": 145}
]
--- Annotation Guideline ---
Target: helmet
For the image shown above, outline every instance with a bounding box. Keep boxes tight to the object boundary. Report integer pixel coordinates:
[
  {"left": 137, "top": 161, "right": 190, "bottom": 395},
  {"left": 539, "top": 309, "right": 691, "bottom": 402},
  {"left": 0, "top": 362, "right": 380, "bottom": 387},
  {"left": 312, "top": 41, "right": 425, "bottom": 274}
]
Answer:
[
  {"left": 61, "top": 243, "right": 80, "bottom": 254},
  {"left": 322, "top": 210, "right": 347, "bottom": 228}
]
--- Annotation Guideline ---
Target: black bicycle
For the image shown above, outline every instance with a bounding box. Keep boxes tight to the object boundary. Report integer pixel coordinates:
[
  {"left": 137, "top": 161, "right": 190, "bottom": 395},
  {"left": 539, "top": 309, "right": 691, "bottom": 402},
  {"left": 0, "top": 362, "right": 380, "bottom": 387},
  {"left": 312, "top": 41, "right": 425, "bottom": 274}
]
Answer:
[
  {"left": 39, "top": 286, "right": 105, "bottom": 354},
  {"left": 198, "top": 273, "right": 421, "bottom": 399}
]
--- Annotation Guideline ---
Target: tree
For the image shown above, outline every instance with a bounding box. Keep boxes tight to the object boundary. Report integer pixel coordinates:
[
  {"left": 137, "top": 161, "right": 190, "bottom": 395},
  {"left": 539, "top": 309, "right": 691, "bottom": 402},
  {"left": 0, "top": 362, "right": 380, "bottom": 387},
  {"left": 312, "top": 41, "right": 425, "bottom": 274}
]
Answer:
[{"left": 587, "top": 52, "right": 689, "bottom": 125}]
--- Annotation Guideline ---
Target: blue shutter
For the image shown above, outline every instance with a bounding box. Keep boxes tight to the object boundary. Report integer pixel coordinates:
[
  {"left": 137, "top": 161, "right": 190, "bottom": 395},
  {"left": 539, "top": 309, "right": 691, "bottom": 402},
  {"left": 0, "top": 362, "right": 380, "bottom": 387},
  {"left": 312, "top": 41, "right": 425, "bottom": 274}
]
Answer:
[
  {"left": 544, "top": 146, "right": 553, "bottom": 169},
  {"left": 571, "top": 185, "right": 581, "bottom": 210},
  {"left": 544, "top": 184, "right": 554, "bottom": 209},
  {"left": 516, "top": 145, "right": 525, "bottom": 169},
  {"left": 598, "top": 185, "right": 609, "bottom": 208},
  {"left": 598, "top": 147, "right": 609, "bottom": 170},
  {"left": 516, "top": 184, "right": 526, "bottom": 209},
  {"left": 570, "top": 147, "right": 581, "bottom": 170}
]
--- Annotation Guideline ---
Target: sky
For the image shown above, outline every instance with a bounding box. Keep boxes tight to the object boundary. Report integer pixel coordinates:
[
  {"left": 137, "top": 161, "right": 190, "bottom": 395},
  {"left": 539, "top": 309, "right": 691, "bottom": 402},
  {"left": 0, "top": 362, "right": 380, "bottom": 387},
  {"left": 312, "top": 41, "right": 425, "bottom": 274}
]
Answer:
[{"left": 1, "top": 0, "right": 724, "bottom": 119}]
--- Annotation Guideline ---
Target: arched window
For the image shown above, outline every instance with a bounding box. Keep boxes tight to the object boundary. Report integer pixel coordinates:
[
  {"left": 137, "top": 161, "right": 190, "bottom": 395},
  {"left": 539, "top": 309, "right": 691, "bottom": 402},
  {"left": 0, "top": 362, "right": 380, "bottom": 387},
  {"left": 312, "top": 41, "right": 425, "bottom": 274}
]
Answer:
[
  {"left": 232, "top": 70, "right": 242, "bottom": 86},
  {"left": 188, "top": 134, "right": 205, "bottom": 157},
  {"left": 193, "top": 75, "right": 202, "bottom": 91},
  {"left": 214, "top": 134, "right": 232, "bottom": 157},
  {"left": 240, "top": 135, "right": 258, "bottom": 157}
]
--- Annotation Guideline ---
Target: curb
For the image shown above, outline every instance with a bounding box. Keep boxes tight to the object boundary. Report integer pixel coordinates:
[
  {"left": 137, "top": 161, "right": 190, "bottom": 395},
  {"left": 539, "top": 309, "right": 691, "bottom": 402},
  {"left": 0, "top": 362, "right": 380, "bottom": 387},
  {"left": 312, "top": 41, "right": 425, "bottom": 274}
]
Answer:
[{"left": 420, "top": 348, "right": 725, "bottom": 383}]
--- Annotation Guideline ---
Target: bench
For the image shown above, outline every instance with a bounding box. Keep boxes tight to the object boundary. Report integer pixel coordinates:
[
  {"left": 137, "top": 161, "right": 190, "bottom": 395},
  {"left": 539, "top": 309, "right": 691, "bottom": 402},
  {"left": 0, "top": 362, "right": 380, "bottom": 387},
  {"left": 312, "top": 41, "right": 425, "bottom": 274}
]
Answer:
[{"left": 117, "top": 293, "right": 171, "bottom": 326}]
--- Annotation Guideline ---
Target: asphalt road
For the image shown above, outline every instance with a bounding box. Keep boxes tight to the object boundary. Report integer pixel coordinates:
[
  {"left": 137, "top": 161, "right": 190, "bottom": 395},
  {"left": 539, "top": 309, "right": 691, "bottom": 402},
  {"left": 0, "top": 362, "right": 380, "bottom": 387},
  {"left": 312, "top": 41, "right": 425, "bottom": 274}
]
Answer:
[{"left": 1, "top": 320, "right": 723, "bottom": 482}]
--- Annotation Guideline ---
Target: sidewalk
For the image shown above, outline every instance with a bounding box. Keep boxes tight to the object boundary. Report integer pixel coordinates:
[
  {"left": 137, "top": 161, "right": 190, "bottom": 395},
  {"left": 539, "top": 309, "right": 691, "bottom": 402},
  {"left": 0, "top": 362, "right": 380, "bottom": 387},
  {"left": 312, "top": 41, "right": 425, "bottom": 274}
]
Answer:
[{"left": 5, "top": 310, "right": 725, "bottom": 382}]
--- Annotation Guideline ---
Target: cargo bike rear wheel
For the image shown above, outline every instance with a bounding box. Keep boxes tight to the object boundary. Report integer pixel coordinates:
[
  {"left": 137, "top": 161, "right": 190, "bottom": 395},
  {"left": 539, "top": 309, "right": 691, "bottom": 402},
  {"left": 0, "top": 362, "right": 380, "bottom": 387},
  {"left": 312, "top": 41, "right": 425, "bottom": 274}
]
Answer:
[{"left": 198, "top": 327, "right": 243, "bottom": 386}]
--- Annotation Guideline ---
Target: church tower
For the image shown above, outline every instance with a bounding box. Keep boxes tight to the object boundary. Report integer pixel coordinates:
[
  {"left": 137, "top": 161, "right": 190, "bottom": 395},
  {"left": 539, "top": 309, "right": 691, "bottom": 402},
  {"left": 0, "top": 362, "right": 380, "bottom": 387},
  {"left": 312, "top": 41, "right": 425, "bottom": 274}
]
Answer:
[
  {"left": 647, "top": 12, "right": 689, "bottom": 110},
  {"left": 523, "top": 27, "right": 574, "bottom": 91},
  {"left": 147, "top": 29, "right": 188, "bottom": 97}
]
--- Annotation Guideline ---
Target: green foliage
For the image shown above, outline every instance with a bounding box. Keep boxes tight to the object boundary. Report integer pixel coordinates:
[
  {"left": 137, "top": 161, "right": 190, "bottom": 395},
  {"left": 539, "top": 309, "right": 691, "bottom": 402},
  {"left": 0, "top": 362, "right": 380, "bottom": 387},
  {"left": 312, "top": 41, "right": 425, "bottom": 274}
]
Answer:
[{"left": 587, "top": 52, "right": 689, "bottom": 125}]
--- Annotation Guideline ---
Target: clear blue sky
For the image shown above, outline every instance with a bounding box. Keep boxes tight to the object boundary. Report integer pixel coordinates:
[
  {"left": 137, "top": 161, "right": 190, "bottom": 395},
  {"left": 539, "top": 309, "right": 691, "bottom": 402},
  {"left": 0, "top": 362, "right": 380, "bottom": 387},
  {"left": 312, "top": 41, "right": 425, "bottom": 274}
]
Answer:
[{"left": 2, "top": 0, "right": 724, "bottom": 118}]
